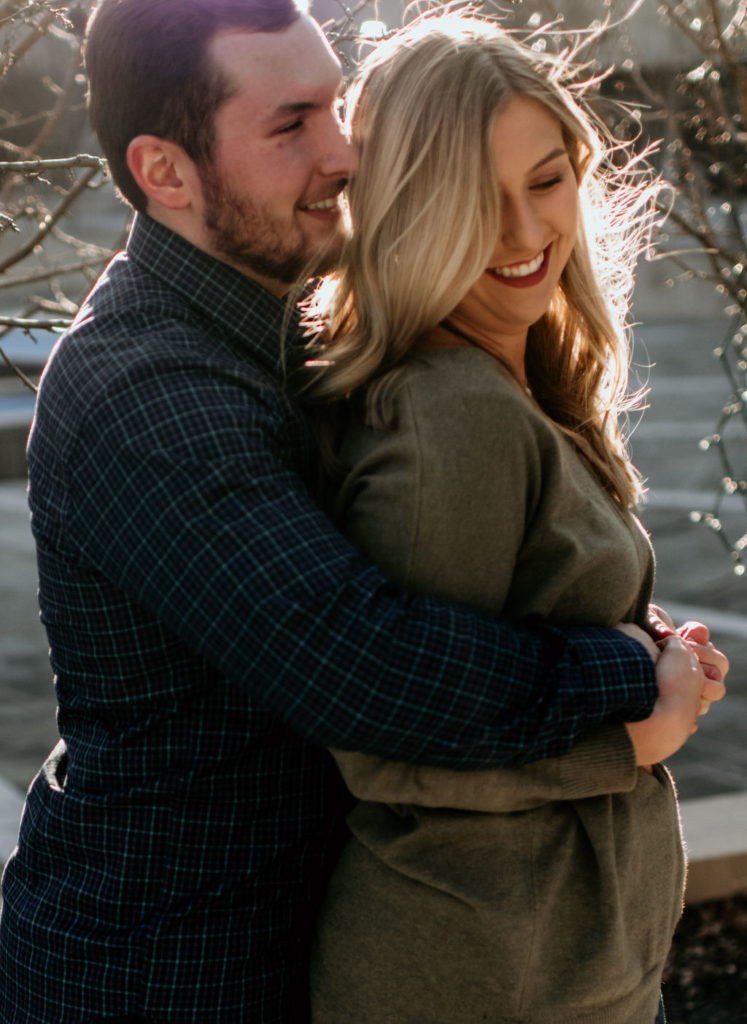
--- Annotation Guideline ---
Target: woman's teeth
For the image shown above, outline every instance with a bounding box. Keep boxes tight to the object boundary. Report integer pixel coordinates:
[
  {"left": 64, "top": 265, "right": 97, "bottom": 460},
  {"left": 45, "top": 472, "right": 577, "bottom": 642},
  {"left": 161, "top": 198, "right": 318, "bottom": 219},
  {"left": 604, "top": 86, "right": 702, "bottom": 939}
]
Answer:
[{"left": 492, "top": 251, "right": 545, "bottom": 278}]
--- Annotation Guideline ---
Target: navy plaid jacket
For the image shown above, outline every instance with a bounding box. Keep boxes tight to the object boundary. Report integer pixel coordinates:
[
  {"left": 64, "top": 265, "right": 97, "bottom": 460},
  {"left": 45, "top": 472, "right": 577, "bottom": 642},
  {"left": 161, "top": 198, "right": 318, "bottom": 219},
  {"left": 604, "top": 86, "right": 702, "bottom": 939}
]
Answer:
[{"left": 0, "top": 215, "right": 657, "bottom": 1023}]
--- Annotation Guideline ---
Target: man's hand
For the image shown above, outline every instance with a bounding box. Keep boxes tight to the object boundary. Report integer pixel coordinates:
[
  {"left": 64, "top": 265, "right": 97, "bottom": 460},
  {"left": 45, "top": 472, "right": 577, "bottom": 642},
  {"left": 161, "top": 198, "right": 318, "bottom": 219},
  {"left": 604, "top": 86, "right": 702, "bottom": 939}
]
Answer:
[{"left": 624, "top": 635, "right": 706, "bottom": 769}]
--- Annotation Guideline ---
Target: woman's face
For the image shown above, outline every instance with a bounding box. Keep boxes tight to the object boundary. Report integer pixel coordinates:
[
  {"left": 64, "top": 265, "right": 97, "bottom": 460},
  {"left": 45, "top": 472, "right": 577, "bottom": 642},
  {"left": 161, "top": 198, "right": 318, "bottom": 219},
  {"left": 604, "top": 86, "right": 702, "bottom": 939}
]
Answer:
[{"left": 455, "top": 94, "right": 579, "bottom": 345}]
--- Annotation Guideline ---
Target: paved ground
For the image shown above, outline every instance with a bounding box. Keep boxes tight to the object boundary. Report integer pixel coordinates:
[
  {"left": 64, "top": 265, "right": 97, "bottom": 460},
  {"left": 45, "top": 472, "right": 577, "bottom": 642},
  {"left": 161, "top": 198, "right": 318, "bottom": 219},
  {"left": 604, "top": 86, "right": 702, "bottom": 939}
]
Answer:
[
  {"left": 0, "top": 315, "right": 745, "bottom": 868},
  {"left": 630, "top": 318, "right": 747, "bottom": 798}
]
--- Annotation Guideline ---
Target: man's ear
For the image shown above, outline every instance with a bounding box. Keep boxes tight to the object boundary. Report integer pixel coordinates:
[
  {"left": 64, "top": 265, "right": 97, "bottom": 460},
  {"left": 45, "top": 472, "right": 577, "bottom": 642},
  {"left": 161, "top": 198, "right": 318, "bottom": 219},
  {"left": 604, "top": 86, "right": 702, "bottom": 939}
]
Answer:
[{"left": 126, "top": 135, "right": 199, "bottom": 210}]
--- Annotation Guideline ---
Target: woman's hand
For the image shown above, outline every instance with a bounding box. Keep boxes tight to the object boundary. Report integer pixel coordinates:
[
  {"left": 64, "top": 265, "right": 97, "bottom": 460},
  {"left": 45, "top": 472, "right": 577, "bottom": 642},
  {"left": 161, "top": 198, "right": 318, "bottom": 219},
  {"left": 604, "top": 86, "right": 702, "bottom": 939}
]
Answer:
[
  {"left": 645, "top": 604, "right": 729, "bottom": 709},
  {"left": 624, "top": 635, "right": 705, "bottom": 769},
  {"left": 617, "top": 609, "right": 728, "bottom": 770}
]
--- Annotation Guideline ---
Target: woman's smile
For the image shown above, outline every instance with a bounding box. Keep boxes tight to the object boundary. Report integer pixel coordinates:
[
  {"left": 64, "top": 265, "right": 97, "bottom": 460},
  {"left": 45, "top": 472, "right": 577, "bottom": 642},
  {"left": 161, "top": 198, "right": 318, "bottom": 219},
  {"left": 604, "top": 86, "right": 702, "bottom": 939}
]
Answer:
[
  {"left": 449, "top": 95, "right": 579, "bottom": 373},
  {"left": 486, "top": 244, "right": 551, "bottom": 288}
]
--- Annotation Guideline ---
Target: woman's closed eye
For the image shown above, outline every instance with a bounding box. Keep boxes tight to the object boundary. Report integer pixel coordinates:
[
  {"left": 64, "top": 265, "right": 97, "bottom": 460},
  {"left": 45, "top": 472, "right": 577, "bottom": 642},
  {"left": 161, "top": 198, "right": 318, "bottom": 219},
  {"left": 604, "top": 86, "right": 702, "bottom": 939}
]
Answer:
[{"left": 531, "top": 173, "right": 565, "bottom": 192}]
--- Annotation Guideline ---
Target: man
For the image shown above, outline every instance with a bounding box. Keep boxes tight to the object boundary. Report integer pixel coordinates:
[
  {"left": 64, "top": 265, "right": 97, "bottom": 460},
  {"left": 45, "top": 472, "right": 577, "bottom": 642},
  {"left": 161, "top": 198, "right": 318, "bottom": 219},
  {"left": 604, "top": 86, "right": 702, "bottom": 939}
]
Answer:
[{"left": 0, "top": 1, "right": 711, "bottom": 1021}]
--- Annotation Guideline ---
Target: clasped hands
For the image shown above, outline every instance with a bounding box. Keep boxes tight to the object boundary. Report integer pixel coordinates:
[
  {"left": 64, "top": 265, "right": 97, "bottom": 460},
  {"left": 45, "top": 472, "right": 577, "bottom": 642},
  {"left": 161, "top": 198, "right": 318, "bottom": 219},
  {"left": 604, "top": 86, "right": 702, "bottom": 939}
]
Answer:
[{"left": 618, "top": 605, "right": 728, "bottom": 770}]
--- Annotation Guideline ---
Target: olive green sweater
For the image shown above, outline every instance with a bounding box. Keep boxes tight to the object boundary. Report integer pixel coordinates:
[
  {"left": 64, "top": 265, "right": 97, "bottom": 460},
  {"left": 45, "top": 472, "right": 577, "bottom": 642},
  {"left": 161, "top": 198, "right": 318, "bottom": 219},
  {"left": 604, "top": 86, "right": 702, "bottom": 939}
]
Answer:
[{"left": 311, "top": 347, "right": 685, "bottom": 1024}]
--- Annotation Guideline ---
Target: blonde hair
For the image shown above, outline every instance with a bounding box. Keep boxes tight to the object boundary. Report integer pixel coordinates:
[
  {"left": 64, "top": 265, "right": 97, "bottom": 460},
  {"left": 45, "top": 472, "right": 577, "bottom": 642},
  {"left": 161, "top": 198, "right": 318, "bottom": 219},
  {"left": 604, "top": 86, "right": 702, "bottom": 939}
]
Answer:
[{"left": 302, "top": 10, "right": 660, "bottom": 507}]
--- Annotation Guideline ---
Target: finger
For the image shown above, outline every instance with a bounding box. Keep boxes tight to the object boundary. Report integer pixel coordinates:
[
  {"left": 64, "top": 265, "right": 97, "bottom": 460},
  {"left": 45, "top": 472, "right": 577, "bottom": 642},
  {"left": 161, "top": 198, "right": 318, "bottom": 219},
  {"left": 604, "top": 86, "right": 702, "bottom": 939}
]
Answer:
[
  {"left": 677, "top": 635, "right": 704, "bottom": 670},
  {"left": 647, "top": 606, "right": 676, "bottom": 642},
  {"left": 687, "top": 646, "right": 707, "bottom": 688},
  {"left": 701, "top": 676, "right": 727, "bottom": 704},
  {"left": 697, "top": 696, "right": 712, "bottom": 716},
  {"left": 650, "top": 603, "right": 676, "bottom": 629},
  {"left": 656, "top": 635, "right": 705, "bottom": 707},
  {"left": 678, "top": 620, "right": 711, "bottom": 644},
  {"left": 686, "top": 641, "right": 730, "bottom": 684}
]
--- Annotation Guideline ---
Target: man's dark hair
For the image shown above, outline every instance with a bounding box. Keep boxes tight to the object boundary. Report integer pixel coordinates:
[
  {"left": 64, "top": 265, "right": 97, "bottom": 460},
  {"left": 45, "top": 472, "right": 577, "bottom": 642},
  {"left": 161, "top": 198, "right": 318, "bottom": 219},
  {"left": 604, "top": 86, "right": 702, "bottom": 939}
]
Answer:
[{"left": 85, "top": 0, "right": 304, "bottom": 211}]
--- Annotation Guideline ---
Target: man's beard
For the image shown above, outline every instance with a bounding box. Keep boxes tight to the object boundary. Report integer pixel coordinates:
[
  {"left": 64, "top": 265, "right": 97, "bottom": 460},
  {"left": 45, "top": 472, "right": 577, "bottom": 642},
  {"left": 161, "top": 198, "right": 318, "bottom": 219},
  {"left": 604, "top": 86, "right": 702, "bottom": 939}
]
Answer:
[{"left": 200, "top": 167, "right": 344, "bottom": 286}]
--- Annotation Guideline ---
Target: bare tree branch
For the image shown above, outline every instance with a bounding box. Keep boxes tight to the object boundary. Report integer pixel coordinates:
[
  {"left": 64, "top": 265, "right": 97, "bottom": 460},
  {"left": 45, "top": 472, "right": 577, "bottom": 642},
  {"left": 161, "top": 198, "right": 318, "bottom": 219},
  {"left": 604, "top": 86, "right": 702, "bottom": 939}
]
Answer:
[
  {"left": 0, "top": 344, "right": 39, "bottom": 391},
  {"left": 24, "top": 38, "right": 82, "bottom": 155},
  {"left": 0, "top": 163, "right": 102, "bottom": 274},
  {"left": 0, "top": 315, "right": 71, "bottom": 328},
  {"left": 6, "top": 9, "right": 56, "bottom": 64},
  {"left": 0, "top": 255, "right": 109, "bottom": 289},
  {"left": 0, "top": 155, "right": 105, "bottom": 172}
]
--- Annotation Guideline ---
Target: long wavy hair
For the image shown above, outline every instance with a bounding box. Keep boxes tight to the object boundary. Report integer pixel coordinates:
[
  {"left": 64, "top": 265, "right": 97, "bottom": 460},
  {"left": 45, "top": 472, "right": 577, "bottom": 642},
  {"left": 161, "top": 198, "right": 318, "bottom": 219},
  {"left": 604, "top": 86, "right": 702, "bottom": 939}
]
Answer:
[{"left": 302, "top": 10, "right": 661, "bottom": 508}]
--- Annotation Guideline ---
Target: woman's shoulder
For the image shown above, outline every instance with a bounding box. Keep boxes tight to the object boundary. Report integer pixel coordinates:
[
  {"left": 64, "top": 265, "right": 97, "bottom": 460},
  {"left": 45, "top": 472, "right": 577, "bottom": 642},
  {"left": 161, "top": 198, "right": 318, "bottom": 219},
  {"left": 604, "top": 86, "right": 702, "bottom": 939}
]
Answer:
[
  {"left": 352, "top": 347, "right": 548, "bottom": 489},
  {"left": 377, "top": 348, "right": 593, "bottom": 489},
  {"left": 394, "top": 346, "right": 534, "bottom": 418},
  {"left": 404, "top": 345, "right": 520, "bottom": 385},
  {"left": 382, "top": 348, "right": 551, "bottom": 456}
]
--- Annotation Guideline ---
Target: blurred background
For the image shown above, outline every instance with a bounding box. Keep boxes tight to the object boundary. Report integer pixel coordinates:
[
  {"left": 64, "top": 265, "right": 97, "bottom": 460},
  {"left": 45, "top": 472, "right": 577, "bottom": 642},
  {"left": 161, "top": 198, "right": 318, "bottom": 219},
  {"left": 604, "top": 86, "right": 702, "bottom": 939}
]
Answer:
[{"left": 0, "top": 6, "right": 745, "bottom": 1018}]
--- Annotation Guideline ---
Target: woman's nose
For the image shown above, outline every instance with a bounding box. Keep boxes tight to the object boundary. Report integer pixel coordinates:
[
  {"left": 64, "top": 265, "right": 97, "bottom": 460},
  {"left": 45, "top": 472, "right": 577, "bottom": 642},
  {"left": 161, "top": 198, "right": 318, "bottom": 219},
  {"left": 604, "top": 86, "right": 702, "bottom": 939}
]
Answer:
[{"left": 501, "top": 197, "right": 543, "bottom": 252}]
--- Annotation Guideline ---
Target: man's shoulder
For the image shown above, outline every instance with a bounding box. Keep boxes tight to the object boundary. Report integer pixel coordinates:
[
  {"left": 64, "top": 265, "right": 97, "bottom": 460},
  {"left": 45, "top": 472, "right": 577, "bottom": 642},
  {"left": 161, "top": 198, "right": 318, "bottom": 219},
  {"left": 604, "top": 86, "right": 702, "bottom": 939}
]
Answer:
[
  {"left": 69, "top": 251, "right": 187, "bottom": 349},
  {"left": 32, "top": 216, "right": 299, "bottom": 463},
  {"left": 34, "top": 252, "right": 289, "bottom": 454},
  {"left": 50, "top": 249, "right": 270, "bottom": 389},
  {"left": 40, "top": 261, "right": 209, "bottom": 415},
  {"left": 66, "top": 214, "right": 288, "bottom": 372}
]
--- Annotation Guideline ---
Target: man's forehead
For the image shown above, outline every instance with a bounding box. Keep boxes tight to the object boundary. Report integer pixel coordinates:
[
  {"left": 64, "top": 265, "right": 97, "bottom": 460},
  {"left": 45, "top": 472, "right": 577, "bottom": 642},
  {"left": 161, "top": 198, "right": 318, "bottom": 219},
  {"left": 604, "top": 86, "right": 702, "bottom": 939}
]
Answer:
[{"left": 209, "top": 17, "right": 342, "bottom": 106}]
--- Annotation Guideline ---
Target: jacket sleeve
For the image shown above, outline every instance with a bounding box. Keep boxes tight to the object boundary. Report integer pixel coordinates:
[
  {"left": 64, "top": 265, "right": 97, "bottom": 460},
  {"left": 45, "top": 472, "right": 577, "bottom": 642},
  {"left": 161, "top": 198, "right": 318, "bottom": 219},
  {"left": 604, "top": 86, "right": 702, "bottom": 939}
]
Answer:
[{"left": 55, "top": 353, "right": 656, "bottom": 769}]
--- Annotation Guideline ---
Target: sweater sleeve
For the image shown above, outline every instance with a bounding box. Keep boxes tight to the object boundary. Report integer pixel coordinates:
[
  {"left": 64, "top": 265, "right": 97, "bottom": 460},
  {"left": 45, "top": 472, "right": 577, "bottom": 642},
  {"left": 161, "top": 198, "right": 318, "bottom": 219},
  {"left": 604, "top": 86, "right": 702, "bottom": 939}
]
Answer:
[
  {"left": 331, "top": 724, "right": 635, "bottom": 811},
  {"left": 333, "top": 356, "right": 638, "bottom": 806}
]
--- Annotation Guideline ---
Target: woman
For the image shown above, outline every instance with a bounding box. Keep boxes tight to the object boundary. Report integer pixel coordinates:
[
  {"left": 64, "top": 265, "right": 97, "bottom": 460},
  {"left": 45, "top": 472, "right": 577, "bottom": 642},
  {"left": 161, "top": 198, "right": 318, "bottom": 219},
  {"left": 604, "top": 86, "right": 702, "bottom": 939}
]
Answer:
[{"left": 303, "top": 13, "right": 726, "bottom": 1023}]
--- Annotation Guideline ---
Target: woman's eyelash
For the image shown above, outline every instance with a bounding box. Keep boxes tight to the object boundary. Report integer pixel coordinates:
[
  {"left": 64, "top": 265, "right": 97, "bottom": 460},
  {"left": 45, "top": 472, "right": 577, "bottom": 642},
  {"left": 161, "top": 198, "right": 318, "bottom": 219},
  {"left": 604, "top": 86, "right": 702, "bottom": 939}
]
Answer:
[{"left": 532, "top": 174, "right": 563, "bottom": 190}]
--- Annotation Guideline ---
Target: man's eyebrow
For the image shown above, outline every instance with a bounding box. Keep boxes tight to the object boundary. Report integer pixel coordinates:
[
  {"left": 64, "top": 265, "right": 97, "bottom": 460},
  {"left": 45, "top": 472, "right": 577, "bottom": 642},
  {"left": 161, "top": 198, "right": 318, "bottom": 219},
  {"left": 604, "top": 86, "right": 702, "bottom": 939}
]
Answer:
[
  {"left": 266, "top": 100, "right": 319, "bottom": 122},
  {"left": 532, "top": 147, "right": 568, "bottom": 171},
  {"left": 276, "top": 100, "right": 318, "bottom": 114}
]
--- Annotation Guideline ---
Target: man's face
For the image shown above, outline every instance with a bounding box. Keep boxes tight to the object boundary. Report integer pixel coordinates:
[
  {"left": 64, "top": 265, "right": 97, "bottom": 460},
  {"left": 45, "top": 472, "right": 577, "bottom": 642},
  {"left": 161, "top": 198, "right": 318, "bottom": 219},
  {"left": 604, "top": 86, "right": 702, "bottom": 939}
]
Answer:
[{"left": 197, "top": 16, "right": 353, "bottom": 296}]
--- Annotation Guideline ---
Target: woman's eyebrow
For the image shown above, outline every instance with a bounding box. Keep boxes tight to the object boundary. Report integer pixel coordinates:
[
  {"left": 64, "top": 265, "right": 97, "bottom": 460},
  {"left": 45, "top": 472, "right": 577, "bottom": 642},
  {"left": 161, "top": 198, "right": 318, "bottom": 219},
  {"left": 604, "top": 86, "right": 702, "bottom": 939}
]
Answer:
[{"left": 531, "top": 147, "right": 567, "bottom": 170}]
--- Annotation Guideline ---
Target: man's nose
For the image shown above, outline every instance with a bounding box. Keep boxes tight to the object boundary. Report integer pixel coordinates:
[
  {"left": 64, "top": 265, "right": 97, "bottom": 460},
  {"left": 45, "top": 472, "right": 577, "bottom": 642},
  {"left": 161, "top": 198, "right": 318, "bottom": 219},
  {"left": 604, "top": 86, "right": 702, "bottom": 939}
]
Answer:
[{"left": 319, "top": 115, "right": 357, "bottom": 181}]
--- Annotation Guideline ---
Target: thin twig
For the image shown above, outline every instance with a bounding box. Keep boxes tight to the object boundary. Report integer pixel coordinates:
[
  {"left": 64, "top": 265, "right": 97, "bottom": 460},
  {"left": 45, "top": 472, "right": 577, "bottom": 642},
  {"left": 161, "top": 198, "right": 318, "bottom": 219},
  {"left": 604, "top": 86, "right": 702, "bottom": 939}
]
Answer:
[
  {"left": 0, "top": 155, "right": 105, "bottom": 172},
  {"left": 0, "top": 256, "right": 110, "bottom": 290},
  {"left": 658, "top": 1, "right": 716, "bottom": 59},
  {"left": 23, "top": 38, "right": 83, "bottom": 157},
  {"left": 0, "top": 344, "right": 39, "bottom": 392},
  {"left": 0, "top": 316, "right": 72, "bottom": 329},
  {"left": 8, "top": 9, "right": 56, "bottom": 63},
  {"left": 0, "top": 164, "right": 102, "bottom": 274}
]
